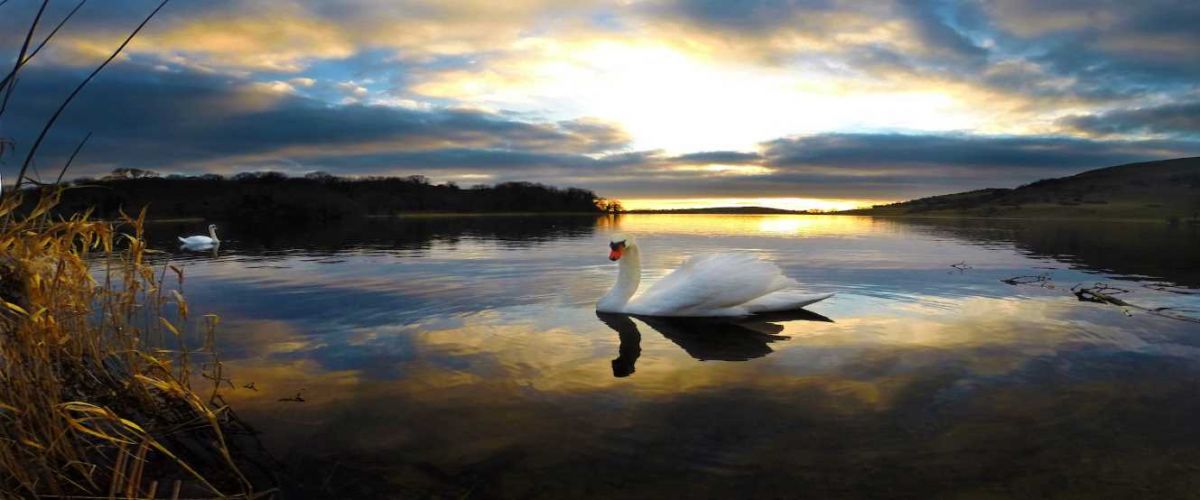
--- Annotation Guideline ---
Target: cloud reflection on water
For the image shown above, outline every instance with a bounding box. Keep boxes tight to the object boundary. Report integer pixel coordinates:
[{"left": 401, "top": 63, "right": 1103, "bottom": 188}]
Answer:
[{"left": 150, "top": 214, "right": 1200, "bottom": 497}]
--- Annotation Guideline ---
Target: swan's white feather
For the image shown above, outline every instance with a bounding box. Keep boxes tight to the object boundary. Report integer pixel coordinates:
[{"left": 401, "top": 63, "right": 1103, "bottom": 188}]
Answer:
[
  {"left": 178, "top": 235, "right": 214, "bottom": 245},
  {"left": 742, "top": 290, "right": 835, "bottom": 313},
  {"left": 625, "top": 253, "right": 798, "bottom": 316}
]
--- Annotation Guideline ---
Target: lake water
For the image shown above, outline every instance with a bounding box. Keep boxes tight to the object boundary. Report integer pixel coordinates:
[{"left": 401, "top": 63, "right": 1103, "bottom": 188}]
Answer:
[{"left": 150, "top": 214, "right": 1200, "bottom": 498}]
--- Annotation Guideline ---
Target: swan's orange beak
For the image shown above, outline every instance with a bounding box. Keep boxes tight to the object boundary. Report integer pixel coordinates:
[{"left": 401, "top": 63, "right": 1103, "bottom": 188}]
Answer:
[{"left": 608, "top": 241, "right": 624, "bottom": 261}]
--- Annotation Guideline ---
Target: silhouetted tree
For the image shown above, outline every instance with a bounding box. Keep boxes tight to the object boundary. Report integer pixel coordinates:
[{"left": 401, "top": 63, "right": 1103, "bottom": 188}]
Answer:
[
  {"left": 40, "top": 169, "right": 609, "bottom": 222},
  {"left": 595, "top": 197, "right": 624, "bottom": 213},
  {"left": 104, "top": 168, "right": 159, "bottom": 180}
]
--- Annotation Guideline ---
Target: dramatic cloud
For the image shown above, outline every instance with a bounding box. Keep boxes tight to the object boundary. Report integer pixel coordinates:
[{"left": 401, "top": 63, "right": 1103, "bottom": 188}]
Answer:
[
  {"left": 1, "top": 63, "right": 630, "bottom": 178},
  {"left": 1, "top": 0, "right": 1197, "bottom": 208},
  {"left": 1061, "top": 102, "right": 1200, "bottom": 139},
  {"left": 583, "top": 133, "right": 1195, "bottom": 200},
  {"left": 761, "top": 133, "right": 1175, "bottom": 171}
]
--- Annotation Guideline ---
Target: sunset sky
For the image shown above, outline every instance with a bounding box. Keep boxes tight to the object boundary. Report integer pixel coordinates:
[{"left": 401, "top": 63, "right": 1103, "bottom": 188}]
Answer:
[{"left": 2, "top": 0, "right": 1197, "bottom": 210}]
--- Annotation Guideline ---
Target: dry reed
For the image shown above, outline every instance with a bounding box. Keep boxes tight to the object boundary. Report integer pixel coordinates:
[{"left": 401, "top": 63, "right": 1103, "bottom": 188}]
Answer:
[{"left": 0, "top": 191, "right": 269, "bottom": 498}]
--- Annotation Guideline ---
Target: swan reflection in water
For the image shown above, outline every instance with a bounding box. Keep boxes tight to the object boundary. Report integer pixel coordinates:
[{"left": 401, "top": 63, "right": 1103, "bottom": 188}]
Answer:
[{"left": 596, "top": 309, "right": 834, "bottom": 377}]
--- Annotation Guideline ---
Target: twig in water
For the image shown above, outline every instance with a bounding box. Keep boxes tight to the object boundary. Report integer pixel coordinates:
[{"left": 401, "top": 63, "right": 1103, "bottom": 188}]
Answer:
[
  {"left": 201, "top": 362, "right": 235, "bottom": 391},
  {"left": 1071, "top": 283, "right": 1200, "bottom": 324},
  {"left": 1001, "top": 272, "right": 1054, "bottom": 288},
  {"left": 1142, "top": 282, "right": 1197, "bottom": 295},
  {"left": 949, "top": 261, "right": 972, "bottom": 273},
  {"left": 278, "top": 391, "right": 306, "bottom": 403},
  {"left": 1072, "top": 283, "right": 1129, "bottom": 303}
]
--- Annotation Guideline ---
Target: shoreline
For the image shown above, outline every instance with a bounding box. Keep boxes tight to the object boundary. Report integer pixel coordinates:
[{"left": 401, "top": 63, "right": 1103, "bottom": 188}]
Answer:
[
  {"left": 622, "top": 211, "right": 1190, "bottom": 223},
  {"left": 130, "top": 212, "right": 609, "bottom": 223},
  {"left": 127, "top": 211, "right": 1195, "bottom": 223},
  {"left": 827, "top": 213, "right": 1192, "bottom": 224}
]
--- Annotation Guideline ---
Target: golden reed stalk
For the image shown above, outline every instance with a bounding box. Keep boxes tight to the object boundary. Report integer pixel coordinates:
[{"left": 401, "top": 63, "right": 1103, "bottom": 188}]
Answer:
[{"left": 0, "top": 191, "right": 268, "bottom": 499}]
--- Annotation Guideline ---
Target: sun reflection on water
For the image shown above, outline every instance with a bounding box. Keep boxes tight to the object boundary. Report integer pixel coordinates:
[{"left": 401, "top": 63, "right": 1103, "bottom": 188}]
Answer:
[{"left": 148, "top": 214, "right": 1200, "bottom": 497}]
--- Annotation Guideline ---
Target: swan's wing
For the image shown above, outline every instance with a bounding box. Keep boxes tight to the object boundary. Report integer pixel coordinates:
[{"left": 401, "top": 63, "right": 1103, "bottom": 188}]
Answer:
[
  {"left": 742, "top": 290, "right": 834, "bottom": 313},
  {"left": 178, "top": 236, "right": 212, "bottom": 245},
  {"left": 631, "top": 253, "right": 795, "bottom": 316}
]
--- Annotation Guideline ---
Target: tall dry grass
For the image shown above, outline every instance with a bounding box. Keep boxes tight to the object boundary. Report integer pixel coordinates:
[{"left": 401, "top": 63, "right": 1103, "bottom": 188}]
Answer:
[{"left": 0, "top": 191, "right": 268, "bottom": 498}]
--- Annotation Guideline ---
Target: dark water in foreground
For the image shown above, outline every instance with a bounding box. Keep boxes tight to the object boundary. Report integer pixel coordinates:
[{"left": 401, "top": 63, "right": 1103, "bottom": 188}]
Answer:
[{"left": 150, "top": 215, "right": 1200, "bottom": 499}]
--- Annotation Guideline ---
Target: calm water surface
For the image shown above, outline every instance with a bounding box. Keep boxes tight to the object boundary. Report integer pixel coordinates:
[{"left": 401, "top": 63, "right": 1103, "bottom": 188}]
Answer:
[{"left": 150, "top": 215, "right": 1200, "bottom": 498}]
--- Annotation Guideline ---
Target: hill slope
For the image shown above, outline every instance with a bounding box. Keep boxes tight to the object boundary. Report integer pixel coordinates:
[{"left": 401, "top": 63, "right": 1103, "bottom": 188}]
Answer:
[{"left": 842, "top": 157, "right": 1200, "bottom": 221}]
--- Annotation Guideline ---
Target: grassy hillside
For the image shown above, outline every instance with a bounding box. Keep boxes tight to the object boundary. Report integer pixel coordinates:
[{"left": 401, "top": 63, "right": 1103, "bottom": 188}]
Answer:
[{"left": 843, "top": 157, "right": 1200, "bottom": 221}]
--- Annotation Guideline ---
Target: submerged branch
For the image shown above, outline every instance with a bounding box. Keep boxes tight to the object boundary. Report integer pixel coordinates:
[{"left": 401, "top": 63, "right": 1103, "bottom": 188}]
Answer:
[
  {"left": 1070, "top": 283, "right": 1200, "bottom": 324},
  {"left": 1002, "top": 273, "right": 1200, "bottom": 323}
]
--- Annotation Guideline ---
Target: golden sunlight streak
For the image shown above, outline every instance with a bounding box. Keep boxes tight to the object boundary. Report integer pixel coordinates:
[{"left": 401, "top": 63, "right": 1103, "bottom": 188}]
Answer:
[
  {"left": 620, "top": 197, "right": 889, "bottom": 212},
  {"left": 668, "top": 164, "right": 775, "bottom": 176}
]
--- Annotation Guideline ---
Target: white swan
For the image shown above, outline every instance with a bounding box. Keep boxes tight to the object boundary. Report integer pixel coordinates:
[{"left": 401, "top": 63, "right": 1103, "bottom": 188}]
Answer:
[
  {"left": 596, "top": 234, "right": 832, "bottom": 317},
  {"left": 178, "top": 224, "right": 219, "bottom": 246}
]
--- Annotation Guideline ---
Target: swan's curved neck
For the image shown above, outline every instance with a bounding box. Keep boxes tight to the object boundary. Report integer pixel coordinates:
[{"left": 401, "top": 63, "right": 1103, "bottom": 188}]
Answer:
[
  {"left": 208, "top": 226, "right": 219, "bottom": 242},
  {"left": 598, "top": 245, "right": 640, "bottom": 312}
]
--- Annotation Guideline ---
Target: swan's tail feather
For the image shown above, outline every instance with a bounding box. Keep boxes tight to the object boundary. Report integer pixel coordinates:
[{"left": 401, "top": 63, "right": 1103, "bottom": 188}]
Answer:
[
  {"left": 177, "top": 237, "right": 187, "bottom": 243},
  {"left": 743, "top": 291, "right": 834, "bottom": 313}
]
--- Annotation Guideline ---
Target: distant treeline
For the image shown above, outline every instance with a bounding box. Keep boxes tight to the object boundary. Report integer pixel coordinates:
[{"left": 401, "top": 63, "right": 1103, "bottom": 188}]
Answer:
[{"left": 31, "top": 169, "right": 622, "bottom": 222}]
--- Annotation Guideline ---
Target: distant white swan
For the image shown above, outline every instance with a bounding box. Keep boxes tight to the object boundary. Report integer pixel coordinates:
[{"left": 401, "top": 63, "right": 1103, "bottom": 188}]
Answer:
[
  {"left": 178, "top": 224, "right": 219, "bottom": 246},
  {"left": 596, "top": 234, "right": 832, "bottom": 317}
]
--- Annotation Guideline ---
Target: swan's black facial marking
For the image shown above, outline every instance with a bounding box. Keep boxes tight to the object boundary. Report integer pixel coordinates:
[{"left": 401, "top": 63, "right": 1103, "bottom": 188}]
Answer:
[{"left": 608, "top": 240, "right": 626, "bottom": 261}]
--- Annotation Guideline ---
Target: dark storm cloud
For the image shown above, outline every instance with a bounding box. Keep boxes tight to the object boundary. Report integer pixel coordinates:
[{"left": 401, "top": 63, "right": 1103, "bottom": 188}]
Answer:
[
  {"left": 582, "top": 175, "right": 962, "bottom": 200},
  {"left": 664, "top": 0, "right": 989, "bottom": 69},
  {"left": 2, "top": 0, "right": 1197, "bottom": 203},
  {"left": 1061, "top": 102, "right": 1200, "bottom": 139},
  {"left": 264, "top": 149, "right": 604, "bottom": 173},
  {"left": 895, "top": 0, "right": 986, "bottom": 61},
  {"left": 0, "top": 62, "right": 631, "bottom": 177},
  {"left": 668, "top": 151, "right": 764, "bottom": 164},
  {"left": 0, "top": 0, "right": 235, "bottom": 49},
  {"left": 759, "top": 133, "right": 1186, "bottom": 170},
  {"left": 659, "top": 0, "right": 1195, "bottom": 108},
  {"left": 3, "top": 57, "right": 1195, "bottom": 199},
  {"left": 669, "top": 0, "right": 834, "bottom": 32},
  {"left": 986, "top": 0, "right": 1200, "bottom": 89},
  {"left": 575, "top": 133, "right": 1199, "bottom": 200},
  {"left": 604, "top": 133, "right": 1197, "bottom": 199}
]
